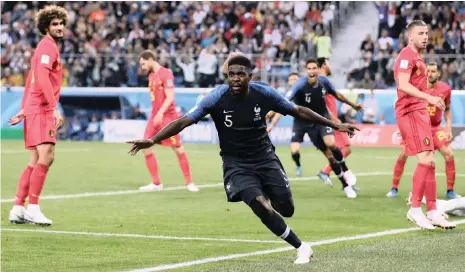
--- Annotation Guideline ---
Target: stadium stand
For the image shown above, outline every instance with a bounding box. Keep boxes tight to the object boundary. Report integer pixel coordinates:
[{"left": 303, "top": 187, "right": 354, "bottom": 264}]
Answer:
[
  {"left": 1, "top": 1, "right": 356, "bottom": 88},
  {"left": 348, "top": 1, "right": 465, "bottom": 89}
]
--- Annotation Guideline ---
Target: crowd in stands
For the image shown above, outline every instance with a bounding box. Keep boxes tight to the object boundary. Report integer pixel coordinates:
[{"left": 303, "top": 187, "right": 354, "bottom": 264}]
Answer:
[
  {"left": 348, "top": 1, "right": 465, "bottom": 90},
  {"left": 1, "top": 1, "right": 354, "bottom": 89}
]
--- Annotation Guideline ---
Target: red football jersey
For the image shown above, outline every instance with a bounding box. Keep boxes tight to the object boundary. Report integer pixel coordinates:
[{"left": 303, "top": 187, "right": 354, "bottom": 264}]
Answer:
[
  {"left": 24, "top": 35, "right": 62, "bottom": 114},
  {"left": 425, "top": 81, "right": 451, "bottom": 127},
  {"left": 393, "top": 46, "right": 427, "bottom": 117},
  {"left": 325, "top": 94, "right": 338, "bottom": 120},
  {"left": 148, "top": 67, "right": 176, "bottom": 116}
]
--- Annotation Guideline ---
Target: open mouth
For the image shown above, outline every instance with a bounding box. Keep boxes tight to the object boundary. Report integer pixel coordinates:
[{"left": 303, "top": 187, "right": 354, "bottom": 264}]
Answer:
[{"left": 231, "top": 85, "right": 241, "bottom": 91}]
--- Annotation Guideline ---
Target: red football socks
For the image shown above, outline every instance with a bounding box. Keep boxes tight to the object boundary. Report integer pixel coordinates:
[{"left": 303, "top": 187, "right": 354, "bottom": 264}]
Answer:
[
  {"left": 322, "top": 147, "right": 351, "bottom": 175},
  {"left": 446, "top": 159, "right": 455, "bottom": 191},
  {"left": 14, "top": 165, "right": 34, "bottom": 206},
  {"left": 392, "top": 158, "right": 406, "bottom": 190},
  {"left": 145, "top": 153, "right": 161, "bottom": 185},
  {"left": 177, "top": 152, "right": 192, "bottom": 184},
  {"left": 424, "top": 164, "right": 437, "bottom": 211},
  {"left": 411, "top": 163, "right": 430, "bottom": 208},
  {"left": 28, "top": 163, "right": 49, "bottom": 205}
]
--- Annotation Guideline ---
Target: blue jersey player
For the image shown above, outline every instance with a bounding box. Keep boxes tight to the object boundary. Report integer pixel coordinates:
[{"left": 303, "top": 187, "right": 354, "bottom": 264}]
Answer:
[
  {"left": 127, "top": 55, "right": 359, "bottom": 264},
  {"left": 268, "top": 59, "right": 363, "bottom": 198}
]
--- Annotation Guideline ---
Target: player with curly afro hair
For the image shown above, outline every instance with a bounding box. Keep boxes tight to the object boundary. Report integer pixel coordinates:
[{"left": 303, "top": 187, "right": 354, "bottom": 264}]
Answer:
[{"left": 35, "top": 4, "right": 68, "bottom": 38}]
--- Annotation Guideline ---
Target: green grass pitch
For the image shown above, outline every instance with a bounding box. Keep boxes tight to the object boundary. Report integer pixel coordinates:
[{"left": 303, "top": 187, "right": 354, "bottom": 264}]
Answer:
[{"left": 1, "top": 140, "right": 464, "bottom": 272}]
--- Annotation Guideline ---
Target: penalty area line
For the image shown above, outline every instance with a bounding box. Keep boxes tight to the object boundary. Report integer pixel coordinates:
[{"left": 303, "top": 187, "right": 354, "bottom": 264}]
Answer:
[{"left": 125, "top": 219, "right": 465, "bottom": 272}]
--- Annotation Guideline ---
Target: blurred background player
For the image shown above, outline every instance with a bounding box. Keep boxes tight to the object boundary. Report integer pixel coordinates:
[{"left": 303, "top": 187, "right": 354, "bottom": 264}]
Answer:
[
  {"left": 8, "top": 5, "right": 68, "bottom": 226},
  {"left": 138, "top": 50, "right": 198, "bottom": 192},
  {"left": 394, "top": 20, "right": 454, "bottom": 230},
  {"left": 268, "top": 59, "right": 362, "bottom": 198},
  {"left": 316, "top": 58, "right": 353, "bottom": 186},
  {"left": 128, "top": 55, "right": 359, "bottom": 264},
  {"left": 387, "top": 62, "right": 458, "bottom": 199}
]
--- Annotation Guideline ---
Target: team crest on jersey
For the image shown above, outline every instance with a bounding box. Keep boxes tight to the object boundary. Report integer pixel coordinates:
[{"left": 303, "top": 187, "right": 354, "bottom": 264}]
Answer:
[
  {"left": 322, "top": 87, "right": 326, "bottom": 96},
  {"left": 254, "top": 105, "right": 261, "bottom": 121},
  {"left": 49, "top": 130, "right": 55, "bottom": 138},
  {"left": 424, "top": 137, "right": 430, "bottom": 146},
  {"left": 305, "top": 93, "right": 311, "bottom": 103}
]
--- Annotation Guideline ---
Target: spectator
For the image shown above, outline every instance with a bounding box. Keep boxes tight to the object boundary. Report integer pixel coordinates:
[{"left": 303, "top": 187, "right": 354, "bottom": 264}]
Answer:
[
  {"left": 130, "top": 105, "right": 147, "bottom": 120},
  {"left": 362, "top": 90, "right": 379, "bottom": 124},
  {"left": 176, "top": 56, "right": 196, "bottom": 87},
  {"left": 196, "top": 46, "right": 218, "bottom": 87},
  {"left": 378, "top": 29, "right": 394, "bottom": 50},
  {"left": 86, "top": 115, "right": 102, "bottom": 140},
  {"left": 316, "top": 30, "right": 331, "bottom": 59}
]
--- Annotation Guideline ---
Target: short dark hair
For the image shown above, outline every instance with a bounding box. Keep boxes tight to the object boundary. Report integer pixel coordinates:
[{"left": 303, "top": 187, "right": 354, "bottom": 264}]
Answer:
[
  {"left": 306, "top": 59, "right": 317, "bottom": 66},
  {"left": 228, "top": 55, "right": 252, "bottom": 69},
  {"left": 427, "top": 62, "right": 439, "bottom": 69},
  {"left": 139, "top": 50, "right": 157, "bottom": 61},
  {"left": 407, "top": 20, "right": 427, "bottom": 31},
  {"left": 288, "top": 72, "right": 299, "bottom": 78},
  {"left": 35, "top": 5, "right": 68, "bottom": 35},
  {"left": 316, "top": 57, "right": 327, "bottom": 68}
]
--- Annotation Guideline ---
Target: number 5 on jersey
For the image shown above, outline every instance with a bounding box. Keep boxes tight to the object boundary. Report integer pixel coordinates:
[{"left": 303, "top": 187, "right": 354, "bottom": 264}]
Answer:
[{"left": 224, "top": 114, "right": 233, "bottom": 127}]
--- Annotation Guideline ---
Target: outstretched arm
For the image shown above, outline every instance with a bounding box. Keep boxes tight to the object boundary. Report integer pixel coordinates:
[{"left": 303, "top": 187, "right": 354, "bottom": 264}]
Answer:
[
  {"left": 290, "top": 105, "right": 359, "bottom": 135},
  {"left": 128, "top": 116, "right": 194, "bottom": 155}
]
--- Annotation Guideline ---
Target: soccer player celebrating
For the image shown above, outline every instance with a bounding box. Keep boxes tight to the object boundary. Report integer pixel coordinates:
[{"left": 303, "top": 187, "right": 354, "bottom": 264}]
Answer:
[
  {"left": 128, "top": 55, "right": 359, "bottom": 264},
  {"left": 137, "top": 50, "right": 198, "bottom": 192},
  {"left": 387, "top": 62, "right": 458, "bottom": 199},
  {"left": 8, "top": 5, "right": 68, "bottom": 226},
  {"left": 316, "top": 58, "right": 353, "bottom": 186},
  {"left": 393, "top": 20, "right": 454, "bottom": 229},
  {"left": 268, "top": 59, "right": 362, "bottom": 198}
]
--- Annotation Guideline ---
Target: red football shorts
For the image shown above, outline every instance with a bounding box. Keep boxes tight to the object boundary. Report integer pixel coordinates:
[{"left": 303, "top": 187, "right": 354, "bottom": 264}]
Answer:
[
  {"left": 431, "top": 126, "right": 450, "bottom": 150},
  {"left": 144, "top": 114, "right": 181, "bottom": 147},
  {"left": 24, "top": 112, "right": 57, "bottom": 150},
  {"left": 334, "top": 130, "right": 350, "bottom": 148},
  {"left": 397, "top": 110, "right": 434, "bottom": 156}
]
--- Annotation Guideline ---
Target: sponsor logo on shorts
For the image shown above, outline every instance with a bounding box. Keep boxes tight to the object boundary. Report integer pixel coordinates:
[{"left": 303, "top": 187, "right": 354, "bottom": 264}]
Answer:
[
  {"left": 423, "top": 137, "right": 430, "bottom": 146},
  {"left": 49, "top": 130, "right": 55, "bottom": 138}
]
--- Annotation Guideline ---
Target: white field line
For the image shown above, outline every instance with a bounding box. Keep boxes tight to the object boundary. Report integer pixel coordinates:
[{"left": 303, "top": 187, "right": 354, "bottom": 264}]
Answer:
[
  {"left": 0, "top": 228, "right": 284, "bottom": 244},
  {"left": 1, "top": 172, "right": 463, "bottom": 203},
  {"left": 126, "top": 219, "right": 465, "bottom": 272},
  {"left": 0, "top": 172, "right": 391, "bottom": 203}
]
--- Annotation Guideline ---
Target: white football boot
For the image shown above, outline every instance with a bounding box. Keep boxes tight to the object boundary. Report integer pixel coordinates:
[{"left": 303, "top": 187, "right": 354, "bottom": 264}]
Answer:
[
  {"left": 24, "top": 204, "right": 52, "bottom": 226},
  {"left": 406, "top": 208, "right": 435, "bottom": 230},
  {"left": 426, "top": 210, "right": 456, "bottom": 229},
  {"left": 9, "top": 205, "right": 26, "bottom": 224},
  {"left": 187, "top": 183, "right": 199, "bottom": 192},
  {"left": 343, "top": 170, "right": 357, "bottom": 186},
  {"left": 139, "top": 183, "right": 163, "bottom": 191},
  {"left": 294, "top": 242, "right": 313, "bottom": 264},
  {"left": 343, "top": 186, "right": 357, "bottom": 199}
]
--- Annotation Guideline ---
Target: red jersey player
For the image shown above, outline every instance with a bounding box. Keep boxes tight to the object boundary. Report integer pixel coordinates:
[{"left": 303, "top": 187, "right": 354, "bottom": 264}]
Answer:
[
  {"left": 316, "top": 58, "right": 353, "bottom": 187},
  {"left": 387, "top": 62, "right": 458, "bottom": 199},
  {"left": 137, "top": 50, "right": 198, "bottom": 192},
  {"left": 8, "top": 5, "right": 68, "bottom": 226},
  {"left": 393, "top": 20, "right": 454, "bottom": 230}
]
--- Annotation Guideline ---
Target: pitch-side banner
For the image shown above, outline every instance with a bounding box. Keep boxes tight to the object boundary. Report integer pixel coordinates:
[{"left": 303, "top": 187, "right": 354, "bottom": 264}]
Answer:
[{"left": 103, "top": 120, "right": 464, "bottom": 150}]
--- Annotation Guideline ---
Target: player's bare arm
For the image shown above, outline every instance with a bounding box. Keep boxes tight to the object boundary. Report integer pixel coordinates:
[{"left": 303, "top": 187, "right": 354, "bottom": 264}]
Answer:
[
  {"left": 334, "top": 91, "right": 363, "bottom": 112},
  {"left": 291, "top": 105, "right": 359, "bottom": 136},
  {"left": 397, "top": 72, "right": 445, "bottom": 111},
  {"left": 153, "top": 85, "right": 175, "bottom": 127},
  {"left": 8, "top": 109, "right": 25, "bottom": 126},
  {"left": 128, "top": 116, "right": 194, "bottom": 155},
  {"left": 445, "top": 104, "right": 452, "bottom": 140},
  {"left": 267, "top": 112, "right": 283, "bottom": 133}
]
